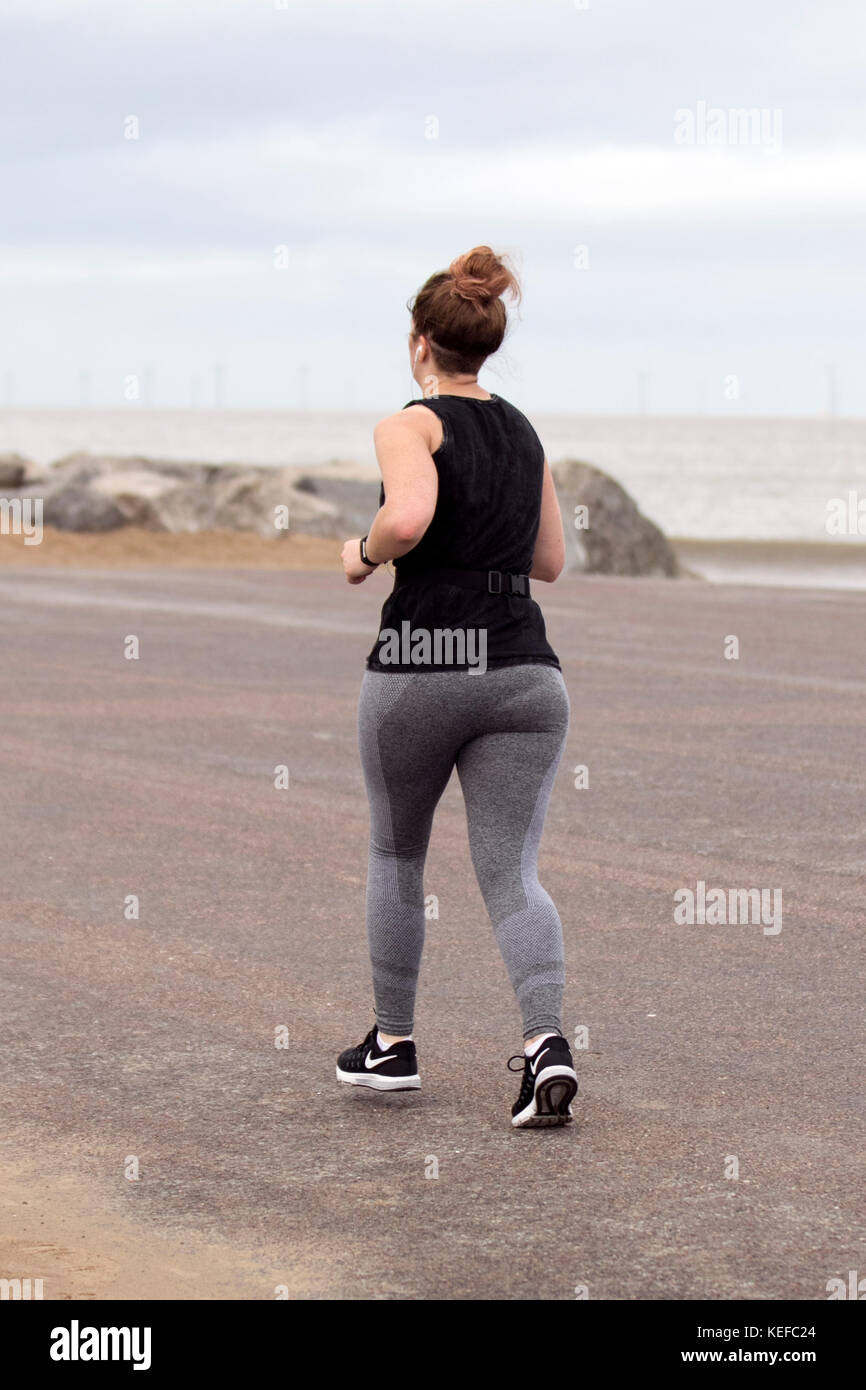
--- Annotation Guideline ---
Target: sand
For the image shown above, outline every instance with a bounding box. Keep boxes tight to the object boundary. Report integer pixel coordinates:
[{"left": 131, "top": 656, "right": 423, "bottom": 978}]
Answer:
[
  {"left": 0, "top": 526, "right": 342, "bottom": 569},
  {"left": 0, "top": 1145, "right": 338, "bottom": 1301}
]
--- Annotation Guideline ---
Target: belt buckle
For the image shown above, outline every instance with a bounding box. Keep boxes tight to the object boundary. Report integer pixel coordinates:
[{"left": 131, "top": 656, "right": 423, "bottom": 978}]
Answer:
[
  {"left": 510, "top": 574, "right": 527, "bottom": 596},
  {"left": 487, "top": 570, "right": 502, "bottom": 594}
]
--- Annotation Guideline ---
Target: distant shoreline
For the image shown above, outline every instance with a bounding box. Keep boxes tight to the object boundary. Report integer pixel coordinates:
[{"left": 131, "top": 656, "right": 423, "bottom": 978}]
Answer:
[{"left": 673, "top": 537, "right": 866, "bottom": 590}]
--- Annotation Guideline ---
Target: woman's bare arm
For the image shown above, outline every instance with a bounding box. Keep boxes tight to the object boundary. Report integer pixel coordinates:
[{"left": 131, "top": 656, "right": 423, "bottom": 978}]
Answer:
[
  {"left": 340, "top": 407, "right": 440, "bottom": 582},
  {"left": 365, "top": 408, "right": 439, "bottom": 561},
  {"left": 530, "top": 460, "right": 565, "bottom": 581}
]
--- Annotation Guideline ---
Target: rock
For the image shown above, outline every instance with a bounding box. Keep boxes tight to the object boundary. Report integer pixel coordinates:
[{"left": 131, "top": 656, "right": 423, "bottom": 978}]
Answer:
[
  {"left": 286, "top": 485, "right": 342, "bottom": 537},
  {"left": 0, "top": 453, "right": 31, "bottom": 488},
  {"left": 42, "top": 482, "right": 128, "bottom": 532},
  {"left": 293, "top": 474, "right": 380, "bottom": 535},
  {"left": 53, "top": 460, "right": 341, "bottom": 537},
  {"left": 211, "top": 467, "right": 298, "bottom": 538},
  {"left": 50, "top": 452, "right": 212, "bottom": 487},
  {"left": 552, "top": 459, "right": 679, "bottom": 577},
  {"left": 309, "top": 459, "right": 380, "bottom": 482},
  {"left": 49, "top": 452, "right": 128, "bottom": 486},
  {"left": 89, "top": 469, "right": 205, "bottom": 532}
]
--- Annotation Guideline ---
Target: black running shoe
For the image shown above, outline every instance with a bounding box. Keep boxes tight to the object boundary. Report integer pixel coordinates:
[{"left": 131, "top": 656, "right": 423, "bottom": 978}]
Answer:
[
  {"left": 509, "top": 1034, "right": 578, "bottom": 1128},
  {"left": 336, "top": 1025, "right": 420, "bottom": 1092}
]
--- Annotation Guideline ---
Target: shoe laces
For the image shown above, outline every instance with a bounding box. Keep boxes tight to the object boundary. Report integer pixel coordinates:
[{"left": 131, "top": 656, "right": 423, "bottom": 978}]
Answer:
[
  {"left": 507, "top": 1053, "right": 534, "bottom": 1105},
  {"left": 348, "top": 1025, "right": 378, "bottom": 1066}
]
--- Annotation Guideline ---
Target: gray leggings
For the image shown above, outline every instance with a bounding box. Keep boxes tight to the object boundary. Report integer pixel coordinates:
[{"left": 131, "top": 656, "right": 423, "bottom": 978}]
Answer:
[{"left": 358, "top": 664, "right": 570, "bottom": 1039}]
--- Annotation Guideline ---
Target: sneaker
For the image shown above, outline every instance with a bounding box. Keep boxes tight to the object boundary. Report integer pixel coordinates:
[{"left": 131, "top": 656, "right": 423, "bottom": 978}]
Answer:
[
  {"left": 336, "top": 1025, "right": 421, "bottom": 1092},
  {"left": 509, "top": 1035, "right": 578, "bottom": 1128}
]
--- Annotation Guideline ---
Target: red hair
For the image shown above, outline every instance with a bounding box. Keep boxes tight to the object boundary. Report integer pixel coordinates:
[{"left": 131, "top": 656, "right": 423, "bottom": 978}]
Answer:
[{"left": 409, "top": 245, "right": 521, "bottom": 375}]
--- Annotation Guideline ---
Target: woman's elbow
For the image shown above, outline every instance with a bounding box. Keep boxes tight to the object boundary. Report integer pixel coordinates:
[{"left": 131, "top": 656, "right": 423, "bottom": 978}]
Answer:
[
  {"left": 531, "top": 559, "right": 564, "bottom": 583},
  {"left": 392, "top": 516, "right": 429, "bottom": 546}
]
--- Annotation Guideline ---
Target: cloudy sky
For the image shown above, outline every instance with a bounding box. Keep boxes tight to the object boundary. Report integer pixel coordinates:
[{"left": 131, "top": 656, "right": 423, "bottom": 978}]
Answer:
[{"left": 2, "top": 0, "right": 865, "bottom": 414}]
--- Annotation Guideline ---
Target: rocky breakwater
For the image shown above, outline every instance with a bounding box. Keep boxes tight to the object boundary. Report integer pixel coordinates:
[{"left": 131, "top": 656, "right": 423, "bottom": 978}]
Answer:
[
  {"left": 1, "top": 452, "right": 348, "bottom": 538},
  {"left": 1, "top": 450, "right": 680, "bottom": 577}
]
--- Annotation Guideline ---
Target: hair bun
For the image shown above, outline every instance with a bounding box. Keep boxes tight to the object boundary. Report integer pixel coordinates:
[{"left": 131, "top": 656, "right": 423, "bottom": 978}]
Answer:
[{"left": 448, "top": 246, "right": 520, "bottom": 306}]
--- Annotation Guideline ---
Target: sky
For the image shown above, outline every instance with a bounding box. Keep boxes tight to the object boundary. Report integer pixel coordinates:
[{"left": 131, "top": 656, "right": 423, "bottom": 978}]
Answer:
[{"left": 2, "top": 0, "right": 865, "bottom": 415}]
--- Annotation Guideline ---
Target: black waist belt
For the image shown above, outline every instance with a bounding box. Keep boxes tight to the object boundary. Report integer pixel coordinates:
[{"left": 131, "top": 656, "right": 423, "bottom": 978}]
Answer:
[{"left": 395, "top": 567, "right": 532, "bottom": 597}]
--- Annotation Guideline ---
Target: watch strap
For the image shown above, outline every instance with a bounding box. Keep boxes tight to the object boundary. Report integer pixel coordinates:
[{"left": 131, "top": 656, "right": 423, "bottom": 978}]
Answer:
[{"left": 360, "top": 535, "right": 379, "bottom": 568}]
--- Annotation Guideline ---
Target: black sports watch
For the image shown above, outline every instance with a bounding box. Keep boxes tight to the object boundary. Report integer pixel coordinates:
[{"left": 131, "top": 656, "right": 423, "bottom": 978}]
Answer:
[{"left": 359, "top": 535, "right": 380, "bottom": 568}]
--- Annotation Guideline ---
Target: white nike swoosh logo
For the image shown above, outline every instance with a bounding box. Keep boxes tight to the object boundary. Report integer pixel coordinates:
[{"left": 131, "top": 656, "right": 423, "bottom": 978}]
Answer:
[
  {"left": 531, "top": 1048, "right": 550, "bottom": 1076},
  {"left": 365, "top": 1052, "right": 398, "bottom": 1069}
]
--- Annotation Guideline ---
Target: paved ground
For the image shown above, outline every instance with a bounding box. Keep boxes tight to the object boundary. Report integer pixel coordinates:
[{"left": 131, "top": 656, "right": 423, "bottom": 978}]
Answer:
[{"left": 0, "top": 566, "right": 864, "bottom": 1300}]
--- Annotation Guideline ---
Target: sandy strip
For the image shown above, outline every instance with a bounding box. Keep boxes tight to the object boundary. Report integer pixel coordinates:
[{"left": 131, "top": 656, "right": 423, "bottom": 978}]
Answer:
[
  {"left": 0, "top": 527, "right": 342, "bottom": 569},
  {"left": 0, "top": 1143, "right": 336, "bottom": 1301},
  {"left": 2, "top": 527, "right": 865, "bottom": 589}
]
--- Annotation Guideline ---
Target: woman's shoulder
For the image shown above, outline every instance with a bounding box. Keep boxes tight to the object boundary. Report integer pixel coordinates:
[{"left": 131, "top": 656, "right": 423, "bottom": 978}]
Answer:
[{"left": 375, "top": 402, "right": 444, "bottom": 454}]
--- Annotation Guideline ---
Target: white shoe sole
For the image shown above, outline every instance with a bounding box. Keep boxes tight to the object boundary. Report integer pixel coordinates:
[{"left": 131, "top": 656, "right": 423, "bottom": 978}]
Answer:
[
  {"left": 336, "top": 1065, "right": 421, "bottom": 1092},
  {"left": 512, "top": 1064, "right": 578, "bottom": 1128}
]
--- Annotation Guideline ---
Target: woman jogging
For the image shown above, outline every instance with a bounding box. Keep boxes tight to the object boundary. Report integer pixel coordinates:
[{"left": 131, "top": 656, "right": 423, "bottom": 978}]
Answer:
[{"left": 337, "top": 246, "right": 577, "bottom": 1128}]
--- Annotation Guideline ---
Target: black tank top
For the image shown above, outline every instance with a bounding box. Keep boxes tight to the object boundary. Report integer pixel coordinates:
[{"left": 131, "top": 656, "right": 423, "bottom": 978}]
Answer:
[{"left": 365, "top": 394, "right": 561, "bottom": 673}]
